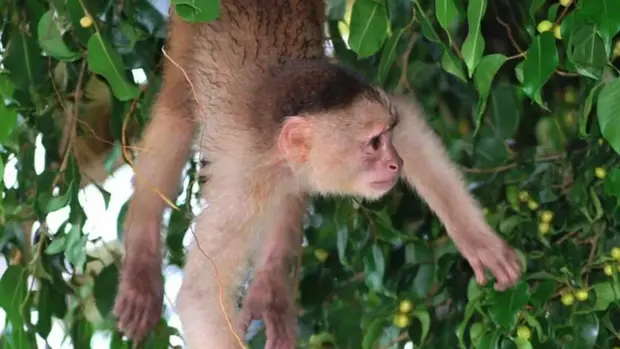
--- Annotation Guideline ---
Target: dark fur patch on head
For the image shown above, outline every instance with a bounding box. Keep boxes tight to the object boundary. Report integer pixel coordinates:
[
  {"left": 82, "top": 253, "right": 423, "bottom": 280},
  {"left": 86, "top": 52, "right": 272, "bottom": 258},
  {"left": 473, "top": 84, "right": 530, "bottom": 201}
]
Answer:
[{"left": 258, "top": 58, "right": 385, "bottom": 121}]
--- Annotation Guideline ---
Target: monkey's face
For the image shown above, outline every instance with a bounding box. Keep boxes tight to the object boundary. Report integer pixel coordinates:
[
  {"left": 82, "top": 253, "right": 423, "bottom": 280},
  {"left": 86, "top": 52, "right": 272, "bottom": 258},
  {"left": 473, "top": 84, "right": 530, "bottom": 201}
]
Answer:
[{"left": 305, "top": 99, "right": 403, "bottom": 199}]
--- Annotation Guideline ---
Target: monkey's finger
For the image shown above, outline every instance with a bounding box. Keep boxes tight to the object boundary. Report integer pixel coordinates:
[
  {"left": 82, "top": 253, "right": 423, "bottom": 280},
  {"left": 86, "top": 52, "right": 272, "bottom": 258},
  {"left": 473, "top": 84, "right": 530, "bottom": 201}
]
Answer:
[
  {"left": 504, "top": 255, "right": 521, "bottom": 284},
  {"left": 121, "top": 299, "right": 143, "bottom": 338},
  {"left": 241, "top": 312, "right": 254, "bottom": 334},
  {"left": 511, "top": 258, "right": 522, "bottom": 281},
  {"left": 115, "top": 299, "right": 133, "bottom": 332},
  {"left": 469, "top": 258, "right": 487, "bottom": 286},
  {"left": 135, "top": 308, "right": 157, "bottom": 343},
  {"left": 265, "top": 309, "right": 294, "bottom": 347},
  {"left": 484, "top": 253, "right": 516, "bottom": 290},
  {"left": 129, "top": 302, "right": 153, "bottom": 340},
  {"left": 482, "top": 253, "right": 510, "bottom": 287},
  {"left": 113, "top": 296, "right": 126, "bottom": 321},
  {"left": 492, "top": 250, "right": 521, "bottom": 289},
  {"left": 240, "top": 303, "right": 260, "bottom": 334}
]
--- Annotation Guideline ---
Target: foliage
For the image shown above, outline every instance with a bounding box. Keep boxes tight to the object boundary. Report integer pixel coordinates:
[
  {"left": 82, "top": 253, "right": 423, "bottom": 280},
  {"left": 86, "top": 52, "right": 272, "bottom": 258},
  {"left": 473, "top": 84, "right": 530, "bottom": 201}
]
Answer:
[{"left": 1, "top": 0, "right": 620, "bottom": 348}]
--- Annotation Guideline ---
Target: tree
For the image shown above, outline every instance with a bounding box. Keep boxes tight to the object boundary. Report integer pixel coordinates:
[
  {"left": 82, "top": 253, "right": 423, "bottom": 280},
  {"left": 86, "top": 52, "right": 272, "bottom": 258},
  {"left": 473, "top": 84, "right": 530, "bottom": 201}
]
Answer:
[{"left": 1, "top": 0, "right": 620, "bottom": 348}]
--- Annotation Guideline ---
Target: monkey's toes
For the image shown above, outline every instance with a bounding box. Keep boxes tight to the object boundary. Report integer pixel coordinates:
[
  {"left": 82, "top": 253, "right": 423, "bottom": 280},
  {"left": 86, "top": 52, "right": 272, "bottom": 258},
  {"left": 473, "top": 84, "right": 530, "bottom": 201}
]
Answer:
[
  {"left": 263, "top": 299, "right": 297, "bottom": 347},
  {"left": 264, "top": 310, "right": 297, "bottom": 349},
  {"left": 114, "top": 286, "right": 162, "bottom": 341}
]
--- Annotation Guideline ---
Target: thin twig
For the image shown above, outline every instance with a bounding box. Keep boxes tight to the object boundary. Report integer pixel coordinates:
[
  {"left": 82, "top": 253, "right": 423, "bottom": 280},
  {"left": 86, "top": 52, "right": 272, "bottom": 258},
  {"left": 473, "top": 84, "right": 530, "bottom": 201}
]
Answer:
[{"left": 53, "top": 58, "right": 87, "bottom": 188}]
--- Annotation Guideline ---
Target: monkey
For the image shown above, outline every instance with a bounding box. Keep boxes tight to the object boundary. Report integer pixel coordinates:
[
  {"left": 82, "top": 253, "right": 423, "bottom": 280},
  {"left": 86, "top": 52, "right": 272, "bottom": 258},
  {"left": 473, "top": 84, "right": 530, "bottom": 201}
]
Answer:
[
  {"left": 113, "top": 1, "right": 522, "bottom": 348},
  {"left": 240, "top": 193, "right": 307, "bottom": 348}
]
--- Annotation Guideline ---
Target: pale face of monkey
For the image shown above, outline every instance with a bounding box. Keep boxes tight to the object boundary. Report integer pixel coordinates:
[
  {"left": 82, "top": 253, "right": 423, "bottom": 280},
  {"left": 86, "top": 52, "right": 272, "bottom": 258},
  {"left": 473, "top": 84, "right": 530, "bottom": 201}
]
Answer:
[
  {"left": 279, "top": 97, "right": 403, "bottom": 199},
  {"left": 356, "top": 129, "right": 403, "bottom": 197}
]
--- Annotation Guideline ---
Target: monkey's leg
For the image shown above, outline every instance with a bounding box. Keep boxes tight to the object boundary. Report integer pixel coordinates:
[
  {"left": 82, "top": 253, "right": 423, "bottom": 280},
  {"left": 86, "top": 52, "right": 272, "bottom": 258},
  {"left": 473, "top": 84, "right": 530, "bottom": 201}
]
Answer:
[
  {"left": 114, "top": 13, "right": 196, "bottom": 341},
  {"left": 176, "top": 184, "right": 261, "bottom": 349},
  {"left": 241, "top": 194, "right": 307, "bottom": 349},
  {"left": 392, "top": 96, "right": 521, "bottom": 291}
]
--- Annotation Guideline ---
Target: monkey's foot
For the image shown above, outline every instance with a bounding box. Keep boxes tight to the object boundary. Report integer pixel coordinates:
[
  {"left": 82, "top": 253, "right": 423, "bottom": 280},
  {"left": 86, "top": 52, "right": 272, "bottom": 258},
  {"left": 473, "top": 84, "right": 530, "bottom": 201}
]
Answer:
[
  {"left": 456, "top": 229, "right": 522, "bottom": 291},
  {"left": 241, "top": 268, "right": 297, "bottom": 349},
  {"left": 114, "top": 251, "right": 163, "bottom": 341}
]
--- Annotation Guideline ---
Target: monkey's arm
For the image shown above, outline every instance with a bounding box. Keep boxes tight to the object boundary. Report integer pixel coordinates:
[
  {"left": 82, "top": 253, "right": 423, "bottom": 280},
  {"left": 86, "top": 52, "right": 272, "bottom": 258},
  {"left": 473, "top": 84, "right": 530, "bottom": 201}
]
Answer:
[
  {"left": 391, "top": 95, "right": 520, "bottom": 290},
  {"left": 114, "top": 13, "right": 197, "bottom": 341},
  {"left": 241, "top": 194, "right": 307, "bottom": 349}
]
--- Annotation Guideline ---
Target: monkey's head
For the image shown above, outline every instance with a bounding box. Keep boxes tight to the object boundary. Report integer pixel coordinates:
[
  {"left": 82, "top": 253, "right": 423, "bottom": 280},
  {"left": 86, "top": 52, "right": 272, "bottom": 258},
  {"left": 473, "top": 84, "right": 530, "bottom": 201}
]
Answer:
[
  {"left": 277, "top": 91, "right": 403, "bottom": 200},
  {"left": 266, "top": 59, "right": 403, "bottom": 199}
]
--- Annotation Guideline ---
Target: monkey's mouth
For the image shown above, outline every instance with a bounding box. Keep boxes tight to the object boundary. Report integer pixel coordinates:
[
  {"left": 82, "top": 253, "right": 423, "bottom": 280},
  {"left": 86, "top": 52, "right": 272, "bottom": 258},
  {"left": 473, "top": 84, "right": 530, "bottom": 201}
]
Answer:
[{"left": 370, "top": 178, "right": 397, "bottom": 190}]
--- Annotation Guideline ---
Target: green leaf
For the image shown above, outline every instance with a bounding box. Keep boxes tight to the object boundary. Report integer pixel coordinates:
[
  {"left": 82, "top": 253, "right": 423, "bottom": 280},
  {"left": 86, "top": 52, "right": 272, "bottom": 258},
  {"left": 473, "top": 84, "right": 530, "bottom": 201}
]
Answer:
[
  {"left": 566, "top": 314, "right": 599, "bottom": 349},
  {"left": 414, "top": 2, "right": 441, "bottom": 43},
  {"left": 411, "top": 308, "right": 430, "bottom": 345},
  {"left": 348, "top": 0, "right": 390, "bottom": 58},
  {"left": 488, "top": 281, "right": 530, "bottom": 329},
  {"left": 412, "top": 264, "right": 435, "bottom": 298},
  {"left": 38, "top": 181, "right": 74, "bottom": 213},
  {"left": 0, "top": 103, "right": 18, "bottom": 144},
  {"left": 337, "top": 225, "right": 349, "bottom": 267},
  {"left": 460, "top": 0, "right": 487, "bottom": 77},
  {"left": 362, "top": 317, "right": 387, "bottom": 349},
  {"left": 45, "top": 235, "right": 67, "bottom": 254},
  {"left": 435, "top": 0, "right": 458, "bottom": 35},
  {"left": 490, "top": 82, "right": 521, "bottom": 140},
  {"left": 597, "top": 77, "right": 620, "bottom": 154},
  {"left": 566, "top": 25, "right": 607, "bottom": 79},
  {"left": 172, "top": 0, "right": 221, "bottom": 23},
  {"left": 477, "top": 330, "right": 501, "bottom": 349},
  {"left": 65, "top": 224, "right": 88, "bottom": 274},
  {"left": 0, "top": 73, "right": 15, "bottom": 99},
  {"left": 529, "top": 279, "right": 557, "bottom": 309},
  {"left": 441, "top": 48, "right": 467, "bottom": 82},
  {"left": 37, "top": 10, "right": 81, "bottom": 61},
  {"left": 593, "top": 0, "right": 620, "bottom": 51},
  {"left": 36, "top": 281, "right": 66, "bottom": 338},
  {"left": 515, "top": 337, "right": 533, "bottom": 349},
  {"left": 0, "top": 265, "right": 28, "bottom": 325},
  {"left": 469, "top": 322, "right": 485, "bottom": 346},
  {"left": 591, "top": 281, "right": 620, "bottom": 311},
  {"left": 546, "top": 3, "right": 560, "bottom": 22},
  {"left": 467, "top": 276, "right": 484, "bottom": 300},
  {"left": 3, "top": 28, "right": 46, "bottom": 90},
  {"left": 376, "top": 24, "right": 410, "bottom": 85},
  {"left": 523, "top": 312, "right": 545, "bottom": 342},
  {"left": 473, "top": 54, "right": 507, "bottom": 134},
  {"left": 87, "top": 32, "right": 141, "bottom": 101},
  {"left": 456, "top": 302, "right": 478, "bottom": 348},
  {"left": 581, "top": 82, "right": 603, "bottom": 136},
  {"left": 372, "top": 209, "right": 408, "bottom": 243},
  {"left": 363, "top": 244, "right": 385, "bottom": 291},
  {"left": 522, "top": 32, "right": 558, "bottom": 109},
  {"left": 515, "top": 60, "right": 524, "bottom": 83},
  {"left": 94, "top": 264, "right": 120, "bottom": 317},
  {"left": 604, "top": 167, "right": 620, "bottom": 206}
]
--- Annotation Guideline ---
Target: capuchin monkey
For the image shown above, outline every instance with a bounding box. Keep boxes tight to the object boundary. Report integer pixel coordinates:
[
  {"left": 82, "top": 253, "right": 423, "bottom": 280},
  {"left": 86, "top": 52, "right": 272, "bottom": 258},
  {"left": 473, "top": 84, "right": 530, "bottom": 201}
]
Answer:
[{"left": 113, "top": 1, "right": 521, "bottom": 348}]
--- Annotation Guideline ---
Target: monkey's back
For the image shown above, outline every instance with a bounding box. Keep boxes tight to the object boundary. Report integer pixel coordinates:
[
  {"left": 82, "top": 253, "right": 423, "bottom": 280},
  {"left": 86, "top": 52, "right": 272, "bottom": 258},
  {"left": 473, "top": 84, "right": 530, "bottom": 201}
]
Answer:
[{"left": 177, "top": 0, "right": 325, "bottom": 156}]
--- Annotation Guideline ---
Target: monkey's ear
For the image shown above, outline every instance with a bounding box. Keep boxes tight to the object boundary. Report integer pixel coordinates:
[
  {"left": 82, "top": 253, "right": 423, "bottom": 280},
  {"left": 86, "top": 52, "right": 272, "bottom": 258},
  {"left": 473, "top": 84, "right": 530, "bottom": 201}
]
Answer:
[{"left": 278, "top": 116, "right": 312, "bottom": 162}]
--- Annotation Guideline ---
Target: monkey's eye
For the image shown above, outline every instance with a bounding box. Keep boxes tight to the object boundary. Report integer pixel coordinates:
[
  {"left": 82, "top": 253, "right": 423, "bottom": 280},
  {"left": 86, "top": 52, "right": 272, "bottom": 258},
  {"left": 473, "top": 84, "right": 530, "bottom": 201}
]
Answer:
[{"left": 369, "top": 135, "right": 382, "bottom": 150}]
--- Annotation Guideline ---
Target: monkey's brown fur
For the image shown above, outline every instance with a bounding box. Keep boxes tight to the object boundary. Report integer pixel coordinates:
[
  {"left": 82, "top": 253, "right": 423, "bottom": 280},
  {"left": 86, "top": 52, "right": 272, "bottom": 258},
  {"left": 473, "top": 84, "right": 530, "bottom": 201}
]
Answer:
[{"left": 114, "top": 1, "right": 521, "bottom": 348}]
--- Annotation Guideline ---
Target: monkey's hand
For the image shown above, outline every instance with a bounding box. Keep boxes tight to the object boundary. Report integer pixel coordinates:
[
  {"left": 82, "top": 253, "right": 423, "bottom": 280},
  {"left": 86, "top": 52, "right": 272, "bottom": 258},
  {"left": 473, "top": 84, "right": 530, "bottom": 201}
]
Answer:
[
  {"left": 114, "top": 248, "right": 163, "bottom": 342},
  {"left": 453, "top": 226, "right": 521, "bottom": 291},
  {"left": 241, "top": 267, "right": 297, "bottom": 349}
]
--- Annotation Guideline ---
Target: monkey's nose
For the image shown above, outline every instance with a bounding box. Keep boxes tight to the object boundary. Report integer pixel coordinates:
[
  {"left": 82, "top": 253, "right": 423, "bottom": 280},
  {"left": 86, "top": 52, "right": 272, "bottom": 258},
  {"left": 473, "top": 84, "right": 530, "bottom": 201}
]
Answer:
[{"left": 388, "top": 161, "right": 399, "bottom": 172}]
